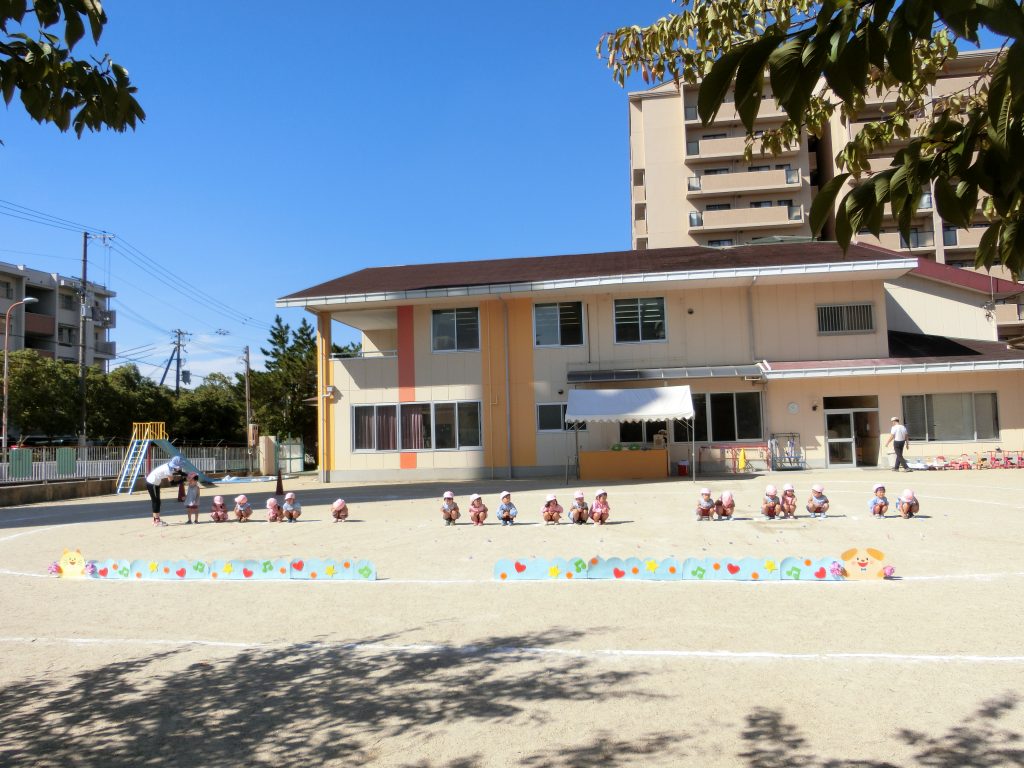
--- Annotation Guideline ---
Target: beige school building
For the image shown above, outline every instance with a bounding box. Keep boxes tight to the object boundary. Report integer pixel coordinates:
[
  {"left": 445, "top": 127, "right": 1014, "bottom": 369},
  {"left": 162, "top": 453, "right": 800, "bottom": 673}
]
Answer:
[{"left": 278, "top": 242, "right": 1024, "bottom": 481}]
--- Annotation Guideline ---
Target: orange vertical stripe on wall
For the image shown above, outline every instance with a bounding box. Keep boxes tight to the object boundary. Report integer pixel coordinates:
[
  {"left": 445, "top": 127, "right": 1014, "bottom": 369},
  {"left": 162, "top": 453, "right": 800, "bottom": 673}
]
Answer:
[
  {"left": 316, "top": 313, "right": 333, "bottom": 474},
  {"left": 397, "top": 305, "right": 417, "bottom": 469}
]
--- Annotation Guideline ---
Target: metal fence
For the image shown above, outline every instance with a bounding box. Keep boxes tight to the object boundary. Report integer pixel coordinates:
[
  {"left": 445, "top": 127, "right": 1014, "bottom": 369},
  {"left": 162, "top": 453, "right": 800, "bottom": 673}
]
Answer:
[{"left": 0, "top": 445, "right": 254, "bottom": 485}]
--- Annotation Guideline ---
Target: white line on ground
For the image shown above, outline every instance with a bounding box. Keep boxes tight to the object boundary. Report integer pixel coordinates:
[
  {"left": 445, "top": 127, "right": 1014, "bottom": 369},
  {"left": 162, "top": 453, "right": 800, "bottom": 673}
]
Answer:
[{"left": 0, "top": 635, "right": 1022, "bottom": 664}]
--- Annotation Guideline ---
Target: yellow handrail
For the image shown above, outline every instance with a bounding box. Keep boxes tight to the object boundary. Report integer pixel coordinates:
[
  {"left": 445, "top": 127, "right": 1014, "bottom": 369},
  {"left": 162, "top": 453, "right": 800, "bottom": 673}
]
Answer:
[{"left": 130, "top": 422, "right": 167, "bottom": 441}]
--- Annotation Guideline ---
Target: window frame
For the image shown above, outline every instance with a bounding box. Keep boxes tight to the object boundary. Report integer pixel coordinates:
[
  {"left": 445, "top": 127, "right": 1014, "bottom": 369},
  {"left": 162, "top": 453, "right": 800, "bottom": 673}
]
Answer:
[
  {"left": 902, "top": 392, "right": 999, "bottom": 442},
  {"left": 816, "top": 303, "right": 875, "bottom": 336},
  {"left": 670, "top": 391, "right": 762, "bottom": 443},
  {"left": 533, "top": 301, "right": 585, "bottom": 348},
  {"left": 613, "top": 297, "right": 667, "bottom": 345},
  {"left": 353, "top": 400, "right": 483, "bottom": 452},
  {"left": 536, "top": 403, "right": 586, "bottom": 433},
  {"left": 431, "top": 307, "right": 480, "bottom": 353}
]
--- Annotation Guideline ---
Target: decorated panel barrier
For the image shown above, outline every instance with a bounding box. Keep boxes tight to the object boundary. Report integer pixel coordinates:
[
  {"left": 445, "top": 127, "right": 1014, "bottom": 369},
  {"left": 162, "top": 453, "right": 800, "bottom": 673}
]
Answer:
[
  {"left": 494, "top": 550, "right": 895, "bottom": 582},
  {"left": 50, "top": 550, "right": 376, "bottom": 581}
]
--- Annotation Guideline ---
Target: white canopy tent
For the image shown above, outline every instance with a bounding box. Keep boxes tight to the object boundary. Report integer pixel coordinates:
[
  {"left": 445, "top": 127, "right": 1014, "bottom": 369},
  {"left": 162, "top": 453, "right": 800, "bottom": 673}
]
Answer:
[{"left": 564, "top": 385, "right": 697, "bottom": 481}]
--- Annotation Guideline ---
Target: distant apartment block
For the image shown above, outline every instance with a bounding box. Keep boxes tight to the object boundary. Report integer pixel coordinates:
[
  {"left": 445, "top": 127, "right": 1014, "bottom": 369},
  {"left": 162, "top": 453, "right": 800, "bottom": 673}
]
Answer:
[
  {"left": 627, "top": 48, "right": 1023, "bottom": 339},
  {"left": 0, "top": 261, "right": 117, "bottom": 371}
]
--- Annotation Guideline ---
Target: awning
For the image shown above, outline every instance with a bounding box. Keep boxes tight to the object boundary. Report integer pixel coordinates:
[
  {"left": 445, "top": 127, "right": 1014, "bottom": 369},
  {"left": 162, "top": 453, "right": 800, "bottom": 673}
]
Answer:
[{"left": 565, "top": 385, "right": 695, "bottom": 423}]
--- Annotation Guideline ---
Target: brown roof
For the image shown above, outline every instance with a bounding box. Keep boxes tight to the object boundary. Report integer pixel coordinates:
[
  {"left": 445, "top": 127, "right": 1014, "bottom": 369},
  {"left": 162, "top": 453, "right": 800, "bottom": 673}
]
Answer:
[
  {"left": 766, "top": 331, "right": 1024, "bottom": 370},
  {"left": 280, "top": 241, "right": 907, "bottom": 301},
  {"left": 910, "top": 258, "right": 1023, "bottom": 298}
]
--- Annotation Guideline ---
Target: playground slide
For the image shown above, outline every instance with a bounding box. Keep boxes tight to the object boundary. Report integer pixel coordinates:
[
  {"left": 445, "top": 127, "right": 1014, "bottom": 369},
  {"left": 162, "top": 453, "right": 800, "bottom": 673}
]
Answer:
[{"left": 151, "top": 439, "right": 217, "bottom": 485}]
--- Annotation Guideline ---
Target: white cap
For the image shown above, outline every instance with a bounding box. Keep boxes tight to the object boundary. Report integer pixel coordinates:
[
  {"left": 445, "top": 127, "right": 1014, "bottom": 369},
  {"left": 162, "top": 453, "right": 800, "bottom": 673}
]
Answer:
[
  {"left": 545, "top": 494, "right": 557, "bottom": 502},
  {"left": 700, "top": 487, "right": 711, "bottom": 495},
  {"left": 782, "top": 483, "right": 794, "bottom": 492},
  {"left": 332, "top": 498, "right": 346, "bottom": 510},
  {"left": 873, "top": 483, "right": 886, "bottom": 492},
  {"left": 811, "top": 484, "right": 824, "bottom": 493},
  {"left": 443, "top": 491, "right": 454, "bottom": 499},
  {"left": 721, "top": 490, "right": 733, "bottom": 502},
  {"left": 901, "top": 489, "right": 915, "bottom": 501},
  {"left": 574, "top": 490, "right": 584, "bottom": 499},
  {"left": 469, "top": 493, "right": 481, "bottom": 501},
  {"left": 595, "top": 489, "right": 607, "bottom": 497},
  {"left": 500, "top": 491, "right": 511, "bottom": 499},
  {"left": 890, "top": 416, "right": 900, "bottom": 422},
  {"left": 765, "top": 484, "right": 777, "bottom": 495},
  {"left": 285, "top": 492, "right": 296, "bottom": 501},
  {"left": 234, "top": 494, "right": 248, "bottom": 504}
]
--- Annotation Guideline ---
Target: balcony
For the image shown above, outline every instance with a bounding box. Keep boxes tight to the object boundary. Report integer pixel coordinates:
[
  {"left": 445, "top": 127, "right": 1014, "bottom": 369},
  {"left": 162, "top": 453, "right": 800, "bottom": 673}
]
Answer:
[
  {"left": 23, "top": 311, "right": 55, "bottom": 337},
  {"left": 685, "top": 135, "right": 800, "bottom": 163},
  {"left": 94, "top": 340, "right": 116, "bottom": 357},
  {"left": 687, "top": 168, "right": 801, "bottom": 197},
  {"left": 858, "top": 231, "right": 935, "bottom": 252},
  {"left": 684, "top": 100, "right": 788, "bottom": 124},
  {"left": 91, "top": 308, "right": 116, "bottom": 328},
  {"left": 689, "top": 205, "right": 804, "bottom": 232},
  {"left": 941, "top": 225, "right": 986, "bottom": 251}
]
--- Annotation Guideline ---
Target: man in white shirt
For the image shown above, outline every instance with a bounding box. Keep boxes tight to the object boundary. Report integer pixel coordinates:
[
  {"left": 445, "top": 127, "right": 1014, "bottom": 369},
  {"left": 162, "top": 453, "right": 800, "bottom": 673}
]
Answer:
[{"left": 884, "top": 416, "right": 912, "bottom": 472}]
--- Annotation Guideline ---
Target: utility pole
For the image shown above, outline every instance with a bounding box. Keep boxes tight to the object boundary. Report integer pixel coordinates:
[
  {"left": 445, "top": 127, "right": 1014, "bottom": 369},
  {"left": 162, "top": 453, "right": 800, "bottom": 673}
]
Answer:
[
  {"left": 243, "top": 345, "right": 254, "bottom": 475},
  {"left": 158, "top": 329, "right": 189, "bottom": 394},
  {"left": 79, "top": 231, "right": 113, "bottom": 448}
]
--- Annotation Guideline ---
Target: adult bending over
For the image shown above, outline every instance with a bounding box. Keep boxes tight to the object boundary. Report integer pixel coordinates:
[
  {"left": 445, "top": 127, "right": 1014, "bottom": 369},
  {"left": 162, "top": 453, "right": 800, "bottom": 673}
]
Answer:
[{"left": 145, "top": 455, "right": 184, "bottom": 526}]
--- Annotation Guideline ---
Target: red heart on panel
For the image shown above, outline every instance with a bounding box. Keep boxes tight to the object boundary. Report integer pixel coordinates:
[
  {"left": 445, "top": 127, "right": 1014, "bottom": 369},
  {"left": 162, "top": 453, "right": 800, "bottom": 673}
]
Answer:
[
  {"left": 175, "top": 568, "right": 186, "bottom": 579},
  {"left": 815, "top": 567, "right": 826, "bottom": 579},
  {"left": 98, "top": 568, "right": 108, "bottom": 577},
  {"left": 292, "top": 560, "right": 304, "bottom": 571},
  {"left": 613, "top": 568, "right": 625, "bottom": 578},
  {"left": 243, "top": 568, "right": 254, "bottom": 578},
  {"left": 514, "top": 561, "right": 527, "bottom": 573},
  {"left": 727, "top": 564, "right": 740, "bottom": 575}
]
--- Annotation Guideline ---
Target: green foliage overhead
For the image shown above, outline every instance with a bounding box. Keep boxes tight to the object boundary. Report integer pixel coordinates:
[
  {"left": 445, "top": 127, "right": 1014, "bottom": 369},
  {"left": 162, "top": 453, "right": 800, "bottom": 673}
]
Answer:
[
  {"left": 598, "top": 0, "right": 1024, "bottom": 274},
  {"left": 0, "top": 0, "right": 144, "bottom": 136}
]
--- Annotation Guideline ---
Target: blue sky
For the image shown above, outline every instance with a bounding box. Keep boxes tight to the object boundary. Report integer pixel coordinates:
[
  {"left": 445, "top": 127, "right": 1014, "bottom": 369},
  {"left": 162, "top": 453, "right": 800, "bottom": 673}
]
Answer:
[
  {"left": 1, "top": 3, "right": 1004, "bottom": 383},
  {"left": 1, "top": 1, "right": 671, "bottom": 381}
]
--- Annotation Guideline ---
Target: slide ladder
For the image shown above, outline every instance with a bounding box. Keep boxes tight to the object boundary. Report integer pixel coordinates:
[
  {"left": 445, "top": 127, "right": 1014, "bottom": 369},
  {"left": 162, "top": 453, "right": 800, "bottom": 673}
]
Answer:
[{"left": 115, "top": 438, "right": 151, "bottom": 495}]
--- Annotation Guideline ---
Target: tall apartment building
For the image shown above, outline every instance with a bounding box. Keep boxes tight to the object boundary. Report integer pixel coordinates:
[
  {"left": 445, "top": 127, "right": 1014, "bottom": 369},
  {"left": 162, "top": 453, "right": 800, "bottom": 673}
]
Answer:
[
  {"left": 628, "top": 48, "right": 1023, "bottom": 338},
  {"left": 0, "top": 261, "right": 117, "bottom": 372}
]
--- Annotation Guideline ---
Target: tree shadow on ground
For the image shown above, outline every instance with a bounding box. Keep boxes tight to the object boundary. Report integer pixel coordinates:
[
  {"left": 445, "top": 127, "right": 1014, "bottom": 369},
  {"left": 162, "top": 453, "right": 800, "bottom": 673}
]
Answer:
[{"left": 0, "top": 629, "right": 651, "bottom": 767}]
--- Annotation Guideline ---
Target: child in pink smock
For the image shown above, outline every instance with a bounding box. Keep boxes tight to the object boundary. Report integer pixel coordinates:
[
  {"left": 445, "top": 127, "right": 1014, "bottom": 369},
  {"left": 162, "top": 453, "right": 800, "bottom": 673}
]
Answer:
[
  {"left": 541, "top": 494, "right": 563, "bottom": 524},
  {"left": 590, "top": 489, "right": 610, "bottom": 525},
  {"left": 209, "top": 494, "right": 228, "bottom": 522}
]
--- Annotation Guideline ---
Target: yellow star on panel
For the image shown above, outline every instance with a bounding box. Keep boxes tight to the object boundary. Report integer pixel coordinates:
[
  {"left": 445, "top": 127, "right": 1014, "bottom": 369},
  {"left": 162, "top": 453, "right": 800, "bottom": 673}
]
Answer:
[
  {"left": 223, "top": 562, "right": 234, "bottom": 574},
  {"left": 548, "top": 566, "right": 560, "bottom": 578},
  {"left": 325, "top": 565, "right": 336, "bottom": 577},
  {"left": 764, "top": 560, "right": 778, "bottom": 573},
  {"left": 148, "top": 561, "right": 158, "bottom": 572},
  {"left": 646, "top": 559, "right": 659, "bottom": 572}
]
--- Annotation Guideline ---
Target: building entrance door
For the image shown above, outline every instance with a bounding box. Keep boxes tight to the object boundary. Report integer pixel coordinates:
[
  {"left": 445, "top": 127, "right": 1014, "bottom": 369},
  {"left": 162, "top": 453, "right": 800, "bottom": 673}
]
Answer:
[{"left": 825, "top": 412, "right": 855, "bottom": 467}]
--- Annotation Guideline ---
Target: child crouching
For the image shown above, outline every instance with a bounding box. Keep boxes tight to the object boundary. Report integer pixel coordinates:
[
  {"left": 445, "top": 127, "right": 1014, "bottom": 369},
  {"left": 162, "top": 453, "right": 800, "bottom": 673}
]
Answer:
[
  {"left": 331, "top": 498, "right": 348, "bottom": 522},
  {"left": 541, "top": 494, "right": 563, "bottom": 525},
  {"left": 440, "top": 491, "right": 460, "bottom": 526},
  {"left": 283, "top": 492, "right": 302, "bottom": 522},
  {"left": 209, "top": 494, "right": 228, "bottom": 522},
  {"left": 234, "top": 494, "right": 253, "bottom": 522},
  {"left": 468, "top": 494, "right": 487, "bottom": 525},
  {"left": 266, "top": 497, "right": 284, "bottom": 523},
  {"left": 898, "top": 489, "right": 919, "bottom": 519},
  {"left": 569, "top": 491, "right": 589, "bottom": 524},
  {"left": 696, "top": 488, "right": 714, "bottom": 521},
  {"left": 715, "top": 490, "right": 735, "bottom": 520}
]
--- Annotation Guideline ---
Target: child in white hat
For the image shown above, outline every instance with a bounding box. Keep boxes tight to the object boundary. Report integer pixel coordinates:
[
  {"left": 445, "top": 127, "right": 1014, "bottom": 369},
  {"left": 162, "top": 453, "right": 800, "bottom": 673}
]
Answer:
[
  {"left": 233, "top": 494, "right": 253, "bottom": 522},
  {"left": 762, "top": 485, "right": 781, "bottom": 519},
  {"left": 715, "top": 490, "right": 735, "bottom": 520},
  {"left": 806, "top": 484, "right": 829, "bottom": 518},
  {"left": 497, "top": 492, "right": 518, "bottom": 526},
  {"left": 696, "top": 488, "right": 715, "bottom": 521},
  {"left": 541, "top": 494, "right": 563, "bottom": 525},
  {"left": 440, "top": 491, "right": 460, "bottom": 526},
  {"left": 468, "top": 494, "right": 488, "bottom": 525},
  {"left": 283, "top": 492, "right": 302, "bottom": 522},
  {"left": 590, "top": 489, "right": 610, "bottom": 525},
  {"left": 569, "top": 490, "right": 589, "bottom": 524}
]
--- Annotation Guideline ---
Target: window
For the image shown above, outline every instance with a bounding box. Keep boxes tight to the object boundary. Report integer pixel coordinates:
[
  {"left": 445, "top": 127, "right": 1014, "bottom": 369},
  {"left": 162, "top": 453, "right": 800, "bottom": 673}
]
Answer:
[
  {"left": 687, "top": 177, "right": 701, "bottom": 191},
  {"left": 686, "top": 139, "right": 700, "bottom": 156},
  {"left": 708, "top": 239, "right": 734, "bottom": 247},
  {"left": 632, "top": 168, "right": 645, "bottom": 186},
  {"left": 748, "top": 165, "right": 770, "bottom": 172},
  {"left": 689, "top": 211, "right": 704, "bottom": 227},
  {"left": 619, "top": 420, "right": 666, "bottom": 443},
  {"left": 703, "top": 133, "right": 726, "bottom": 140},
  {"left": 537, "top": 403, "right": 586, "bottom": 432},
  {"left": 636, "top": 237, "right": 648, "bottom": 250},
  {"left": 704, "top": 168, "right": 730, "bottom": 175},
  {"left": 614, "top": 297, "right": 666, "bottom": 343},
  {"left": 57, "top": 325, "right": 77, "bottom": 346},
  {"left": 749, "top": 201, "right": 774, "bottom": 209},
  {"left": 900, "top": 228, "right": 934, "bottom": 249},
  {"left": 776, "top": 199, "right": 793, "bottom": 207},
  {"left": 706, "top": 203, "right": 732, "bottom": 211},
  {"left": 60, "top": 293, "right": 76, "bottom": 310},
  {"left": 684, "top": 105, "right": 698, "bottom": 120},
  {"left": 785, "top": 168, "right": 800, "bottom": 183},
  {"left": 903, "top": 393, "right": 998, "bottom": 441},
  {"left": 919, "top": 191, "right": 933, "bottom": 210},
  {"left": 775, "top": 163, "right": 791, "bottom": 171},
  {"left": 0, "top": 280, "right": 12, "bottom": 300},
  {"left": 534, "top": 302, "right": 583, "bottom": 347},
  {"left": 671, "top": 392, "right": 761, "bottom": 442},
  {"left": 817, "top": 303, "right": 874, "bottom": 335},
  {"left": 634, "top": 203, "right": 646, "bottom": 221},
  {"left": 354, "top": 401, "right": 481, "bottom": 450},
  {"left": 942, "top": 225, "right": 958, "bottom": 247},
  {"left": 432, "top": 308, "right": 479, "bottom": 352}
]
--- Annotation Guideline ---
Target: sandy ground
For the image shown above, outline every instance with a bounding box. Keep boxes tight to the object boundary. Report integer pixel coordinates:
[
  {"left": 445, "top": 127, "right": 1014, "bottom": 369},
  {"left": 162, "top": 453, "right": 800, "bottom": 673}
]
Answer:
[{"left": 1, "top": 469, "right": 1023, "bottom": 767}]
